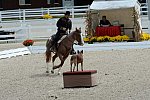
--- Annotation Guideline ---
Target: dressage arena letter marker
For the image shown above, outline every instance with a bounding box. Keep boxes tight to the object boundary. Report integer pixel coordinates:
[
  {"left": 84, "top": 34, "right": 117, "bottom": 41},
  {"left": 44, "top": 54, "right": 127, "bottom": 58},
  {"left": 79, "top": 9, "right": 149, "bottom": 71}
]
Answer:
[{"left": 63, "top": 70, "right": 97, "bottom": 88}]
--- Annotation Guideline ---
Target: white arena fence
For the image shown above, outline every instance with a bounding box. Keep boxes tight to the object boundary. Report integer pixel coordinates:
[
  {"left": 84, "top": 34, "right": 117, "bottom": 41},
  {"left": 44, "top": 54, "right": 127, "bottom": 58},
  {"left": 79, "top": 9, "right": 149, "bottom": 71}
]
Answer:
[
  {"left": 0, "top": 5, "right": 89, "bottom": 22},
  {"left": 0, "top": 18, "right": 86, "bottom": 43},
  {"left": 0, "top": 3, "right": 148, "bottom": 22},
  {"left": 140, "top": 3, "right": 148, "bottom": 16},
  {"left": 0, "top": 6, "right": 89, "bottom": 43}
]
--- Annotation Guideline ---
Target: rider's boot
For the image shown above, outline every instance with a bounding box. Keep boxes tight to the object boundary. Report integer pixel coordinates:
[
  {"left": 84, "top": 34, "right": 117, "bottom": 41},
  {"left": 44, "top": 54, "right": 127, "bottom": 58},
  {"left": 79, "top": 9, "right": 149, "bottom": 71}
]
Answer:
[
  {"left": 51, "top": 42, "right": 55, "bottom": 51},
  {"left": 55, "top": 43, "right": 59, "bottom": 51},
  {"left": 70, "top": 47, "right": 76, "bottom": 55}
]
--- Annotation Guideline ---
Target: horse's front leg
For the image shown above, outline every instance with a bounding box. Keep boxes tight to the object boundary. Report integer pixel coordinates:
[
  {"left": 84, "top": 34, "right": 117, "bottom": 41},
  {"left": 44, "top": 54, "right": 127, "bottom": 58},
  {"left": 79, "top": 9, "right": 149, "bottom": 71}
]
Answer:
[
  {"left": 58, "top": 54, "right": 69, "bottom": 75},
  {"left": 51, "top": 54, "right": 58, "bottom": 74},
  {"left": 53, "top": 54, "right": 69, "bottom": 75}
]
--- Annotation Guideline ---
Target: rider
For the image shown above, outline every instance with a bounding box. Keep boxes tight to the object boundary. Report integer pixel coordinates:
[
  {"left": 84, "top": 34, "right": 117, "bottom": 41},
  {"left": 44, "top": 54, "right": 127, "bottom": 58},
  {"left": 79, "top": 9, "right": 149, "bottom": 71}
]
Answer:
[{"left": 53, "top": 11, "right": 76, "bottom": 54}]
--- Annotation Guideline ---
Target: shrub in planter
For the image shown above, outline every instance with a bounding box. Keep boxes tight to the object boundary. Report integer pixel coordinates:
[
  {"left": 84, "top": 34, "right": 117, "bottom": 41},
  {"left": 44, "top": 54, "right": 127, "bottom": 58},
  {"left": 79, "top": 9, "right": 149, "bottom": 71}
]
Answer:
[{"left": 23, "top": 39, "right": 34, "bottom": 46}]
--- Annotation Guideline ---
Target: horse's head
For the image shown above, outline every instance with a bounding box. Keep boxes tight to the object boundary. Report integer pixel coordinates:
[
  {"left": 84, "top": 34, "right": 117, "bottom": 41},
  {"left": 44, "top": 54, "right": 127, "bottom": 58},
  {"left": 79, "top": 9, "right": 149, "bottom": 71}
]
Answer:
[{"left": 73, "top": 28, "right": 84, "bottom": 46}]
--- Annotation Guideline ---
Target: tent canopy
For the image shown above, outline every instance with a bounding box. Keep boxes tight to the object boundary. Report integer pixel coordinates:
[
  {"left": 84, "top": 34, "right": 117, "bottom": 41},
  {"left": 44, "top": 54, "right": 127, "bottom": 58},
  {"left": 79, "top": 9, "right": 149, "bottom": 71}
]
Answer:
[
  {"left": 90, "top": 0, "right": 140, "bottom": 10},
  {"left": 88, "top": 0, "right": 142, "bottom": 41}
]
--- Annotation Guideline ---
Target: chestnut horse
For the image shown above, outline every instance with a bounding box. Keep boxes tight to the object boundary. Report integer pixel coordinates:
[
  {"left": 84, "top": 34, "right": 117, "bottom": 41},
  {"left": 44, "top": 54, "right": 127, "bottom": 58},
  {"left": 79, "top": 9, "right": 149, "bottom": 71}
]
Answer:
[{"left": 45, "top": 28, "right": 84, "bottom": 74}]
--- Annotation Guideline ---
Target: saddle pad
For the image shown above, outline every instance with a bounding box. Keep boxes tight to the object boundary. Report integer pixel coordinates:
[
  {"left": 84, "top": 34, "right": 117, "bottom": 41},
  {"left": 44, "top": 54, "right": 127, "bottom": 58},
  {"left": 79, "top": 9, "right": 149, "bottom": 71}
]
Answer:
[{"left": 58, "top": 35, "right": 67, "bottom": 43}]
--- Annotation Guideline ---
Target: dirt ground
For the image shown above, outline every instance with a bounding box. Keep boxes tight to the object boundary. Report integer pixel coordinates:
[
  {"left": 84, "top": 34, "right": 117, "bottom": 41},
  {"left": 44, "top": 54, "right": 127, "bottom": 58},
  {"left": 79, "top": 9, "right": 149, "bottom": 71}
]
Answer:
[{"left": 0, "top": 42, "right": 150, "bottom": 100}]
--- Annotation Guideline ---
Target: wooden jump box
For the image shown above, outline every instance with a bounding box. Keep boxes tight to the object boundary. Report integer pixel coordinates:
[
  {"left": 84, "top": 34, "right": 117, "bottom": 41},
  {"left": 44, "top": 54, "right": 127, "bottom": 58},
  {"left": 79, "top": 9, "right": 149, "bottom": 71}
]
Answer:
[{"left": 63, "top": 70, "right": 97, "bottom": 88}]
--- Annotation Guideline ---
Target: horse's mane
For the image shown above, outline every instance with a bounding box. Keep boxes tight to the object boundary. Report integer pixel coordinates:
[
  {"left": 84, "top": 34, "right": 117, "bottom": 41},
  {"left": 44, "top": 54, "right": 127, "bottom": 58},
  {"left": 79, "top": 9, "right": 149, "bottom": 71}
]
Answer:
[{"left": 68, "top": 29, "right": 81, "bottom": 37}]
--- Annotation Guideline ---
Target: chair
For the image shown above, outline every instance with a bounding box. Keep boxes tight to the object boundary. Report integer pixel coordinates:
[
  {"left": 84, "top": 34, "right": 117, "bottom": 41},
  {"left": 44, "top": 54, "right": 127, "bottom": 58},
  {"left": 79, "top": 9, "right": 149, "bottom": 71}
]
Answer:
[
  {"left": 112, "top": 20, "right": 119, "bottom": 26},
  {"left": 120, "top": 24, "right": 125, "bottom": 35}
]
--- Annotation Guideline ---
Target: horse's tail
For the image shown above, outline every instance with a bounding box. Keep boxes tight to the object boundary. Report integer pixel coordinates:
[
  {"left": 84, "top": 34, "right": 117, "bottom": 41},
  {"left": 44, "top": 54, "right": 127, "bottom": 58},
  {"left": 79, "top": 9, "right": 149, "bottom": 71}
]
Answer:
[
  {"left": 46, "top": 39, "right": 52, "bottom": 63},
  {"left": 46, "top": 50, "right": 51, "bottom": 63}
]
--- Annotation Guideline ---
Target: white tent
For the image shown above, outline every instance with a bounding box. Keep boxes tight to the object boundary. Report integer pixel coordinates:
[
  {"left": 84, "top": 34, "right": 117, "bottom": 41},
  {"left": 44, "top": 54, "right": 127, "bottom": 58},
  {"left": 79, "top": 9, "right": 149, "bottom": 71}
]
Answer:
[
  {"left": 90, "top": 0, "right": 139, "bottom": 10},
  {"left": 88, "top": 0, "right": 142, "bottom": 41}
]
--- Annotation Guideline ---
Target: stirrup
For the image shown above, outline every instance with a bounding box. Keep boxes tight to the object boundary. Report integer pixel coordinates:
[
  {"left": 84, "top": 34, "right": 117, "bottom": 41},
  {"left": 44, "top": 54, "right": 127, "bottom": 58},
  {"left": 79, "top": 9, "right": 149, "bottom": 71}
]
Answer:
[{"left": 70, "top": 50, "right": 76, "bottom": 55}]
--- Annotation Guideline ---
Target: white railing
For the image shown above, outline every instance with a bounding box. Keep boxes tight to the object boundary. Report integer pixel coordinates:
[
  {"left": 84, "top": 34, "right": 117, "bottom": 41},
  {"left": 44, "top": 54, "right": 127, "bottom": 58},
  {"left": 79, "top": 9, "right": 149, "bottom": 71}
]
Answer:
[
  {"left": 0, "top": 3, "right": 148, "bottom": 22},
  {"left": 0, "top": 5, "right": 89, "bottom": 22},
  {"left": 140, "top": 3, "right": 148, "bottom": 16},
  {"left": 0, "top": 18, "right": 86, "bottom": 43}
]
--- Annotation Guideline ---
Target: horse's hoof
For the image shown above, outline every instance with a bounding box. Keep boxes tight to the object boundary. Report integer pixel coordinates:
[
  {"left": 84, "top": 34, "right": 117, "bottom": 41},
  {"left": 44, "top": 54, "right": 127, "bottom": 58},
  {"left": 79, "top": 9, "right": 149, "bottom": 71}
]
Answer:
[
  {"left": 46, "top": 71, "right": 49, "bottom": 73},
  {"left": 51, "top": 70, "right": 54, "bottom": 74}
]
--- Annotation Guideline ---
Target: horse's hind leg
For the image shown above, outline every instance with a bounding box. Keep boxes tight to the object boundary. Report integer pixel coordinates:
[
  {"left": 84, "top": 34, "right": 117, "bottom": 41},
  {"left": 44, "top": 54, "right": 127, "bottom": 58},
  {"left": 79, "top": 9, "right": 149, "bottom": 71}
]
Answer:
[
  {"left": 46, "top": 63, "right": 49, "bottom": 73},
  {"left": 45, "top": 50, "right": 51, "bottom": 73},
  {"left": 51, "top": 54, "right": 58, "bottom": 74}
]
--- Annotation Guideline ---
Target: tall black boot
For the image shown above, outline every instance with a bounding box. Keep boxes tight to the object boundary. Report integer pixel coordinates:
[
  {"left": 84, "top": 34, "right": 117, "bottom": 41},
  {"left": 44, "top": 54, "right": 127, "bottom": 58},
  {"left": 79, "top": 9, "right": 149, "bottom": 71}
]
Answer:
[{"left": 70, "top": 46, "right": 76, "bottom": 55}]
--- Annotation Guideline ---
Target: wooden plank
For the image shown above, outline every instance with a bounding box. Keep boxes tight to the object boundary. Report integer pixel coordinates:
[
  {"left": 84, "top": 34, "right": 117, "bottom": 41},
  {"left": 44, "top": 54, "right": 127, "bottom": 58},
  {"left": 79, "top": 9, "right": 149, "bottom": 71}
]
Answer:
[{"left": 0, "top": 47, "right": 31, "bottom": 59}]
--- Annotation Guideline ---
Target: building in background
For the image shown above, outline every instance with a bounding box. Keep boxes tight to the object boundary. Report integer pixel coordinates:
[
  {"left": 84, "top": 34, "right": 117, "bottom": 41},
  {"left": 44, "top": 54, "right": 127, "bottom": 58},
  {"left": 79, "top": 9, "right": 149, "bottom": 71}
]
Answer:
[
  {"left": 63, "top": 0, "right": 93, "bottom": 7},
  {"left": 0, "top": 0, "right": 62, "bottom": 10},
  {"left": 0, "top": 0, "right": 148, "bottom": 10},
  {"left": 0, "top": 0, "right": 2, "bottom": 10},
  {"left": 0, "top": 0, "right": 93, "bottom": 10}
]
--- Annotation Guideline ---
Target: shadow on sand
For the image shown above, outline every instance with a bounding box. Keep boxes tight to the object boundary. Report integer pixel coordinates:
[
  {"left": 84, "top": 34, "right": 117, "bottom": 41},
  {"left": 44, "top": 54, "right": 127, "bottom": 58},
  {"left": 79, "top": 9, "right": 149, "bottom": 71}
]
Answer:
[{"left": 30, "top": 73, "right": 61, "bottom": 78}]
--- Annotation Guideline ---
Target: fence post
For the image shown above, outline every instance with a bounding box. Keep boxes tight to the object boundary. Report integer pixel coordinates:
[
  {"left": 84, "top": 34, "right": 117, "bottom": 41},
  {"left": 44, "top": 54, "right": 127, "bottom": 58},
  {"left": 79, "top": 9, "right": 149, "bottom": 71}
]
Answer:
[
  {"left": 47, "top": 8, "right": 50, "bottom": 15},
  {"left": 19, "top": 9, "right": 22, "bottom": 20},
  {"left": 148, "top": 0, "right": 150, "bottom": 33},
  {"left": 0, "top": 11, "right": 2, "bottom": 22},
  {"left": 27, "top": 25, "right": 31, "bottom": 39},
  {"left": 23, "top": 10, "right": 26, "bottom": 22},
  {"left": 41, "top": 7, "right": 44, "bottom": 16},
  {"left": 148, "top": 0, "right": 150, "bottom": 20},
  {"left": 72, "top": 8, "right": 74, "bottom": 18},
  {"left": 88, "top": 5, "right": 90, "bottom": 11}
]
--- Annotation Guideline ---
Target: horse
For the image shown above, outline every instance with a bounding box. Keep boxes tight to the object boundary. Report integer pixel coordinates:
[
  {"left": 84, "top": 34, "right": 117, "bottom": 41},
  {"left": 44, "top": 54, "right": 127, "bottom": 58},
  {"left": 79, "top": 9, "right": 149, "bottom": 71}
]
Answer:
[
  {"left": 70, "top": 50, "right": 83, "bottom": 72},
  {"left": 45, "top": 28, "right": 84, "bottom": 74}
]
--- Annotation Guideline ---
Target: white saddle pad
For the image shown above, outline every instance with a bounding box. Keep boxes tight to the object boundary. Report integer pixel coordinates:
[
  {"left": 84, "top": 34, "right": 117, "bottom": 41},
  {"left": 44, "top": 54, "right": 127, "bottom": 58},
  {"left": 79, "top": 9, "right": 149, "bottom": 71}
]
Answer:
[{"left": 57, "top": 35, "right": 67, "bottom": 43}]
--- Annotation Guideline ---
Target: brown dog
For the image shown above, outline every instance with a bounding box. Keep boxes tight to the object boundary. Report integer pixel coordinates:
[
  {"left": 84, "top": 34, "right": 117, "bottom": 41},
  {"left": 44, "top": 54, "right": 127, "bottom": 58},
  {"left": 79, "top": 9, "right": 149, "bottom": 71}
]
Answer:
[{"left": 70, "top": 50, "right": 83, "bottom": 72}]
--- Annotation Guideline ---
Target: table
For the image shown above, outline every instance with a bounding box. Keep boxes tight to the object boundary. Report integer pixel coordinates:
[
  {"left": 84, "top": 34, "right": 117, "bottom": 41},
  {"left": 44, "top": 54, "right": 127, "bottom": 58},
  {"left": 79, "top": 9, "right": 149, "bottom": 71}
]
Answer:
[{"left": 96, "top": 26, "right": 121, "bottom": 37}]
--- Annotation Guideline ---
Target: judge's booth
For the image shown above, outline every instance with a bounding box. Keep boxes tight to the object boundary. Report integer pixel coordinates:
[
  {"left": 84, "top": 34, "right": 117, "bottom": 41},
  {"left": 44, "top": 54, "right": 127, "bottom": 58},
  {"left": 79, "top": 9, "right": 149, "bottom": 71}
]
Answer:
[{"left": 87, "top": 0, "right": 142, "bottom": 41}]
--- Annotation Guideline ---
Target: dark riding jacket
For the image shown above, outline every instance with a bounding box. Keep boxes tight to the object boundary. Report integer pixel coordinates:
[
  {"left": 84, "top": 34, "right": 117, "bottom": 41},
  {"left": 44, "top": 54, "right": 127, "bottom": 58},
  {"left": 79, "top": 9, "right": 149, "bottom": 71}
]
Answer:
[{"left": 56, "top": 17, "right": 72, "bottom": 34}]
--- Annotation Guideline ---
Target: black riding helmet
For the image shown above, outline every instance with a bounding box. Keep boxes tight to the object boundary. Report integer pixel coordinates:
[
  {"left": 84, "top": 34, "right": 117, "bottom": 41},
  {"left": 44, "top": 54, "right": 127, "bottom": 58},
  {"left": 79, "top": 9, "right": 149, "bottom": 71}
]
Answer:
[{"left": 65, "top": 11, "right": 70, "bottom": 16}]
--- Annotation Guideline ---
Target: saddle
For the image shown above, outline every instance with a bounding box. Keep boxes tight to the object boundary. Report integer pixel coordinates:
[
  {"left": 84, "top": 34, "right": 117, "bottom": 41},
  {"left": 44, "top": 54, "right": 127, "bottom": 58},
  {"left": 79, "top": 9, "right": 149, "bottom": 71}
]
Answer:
[{"left": 50, "top": 34, "right": 67, "bottom": 52}]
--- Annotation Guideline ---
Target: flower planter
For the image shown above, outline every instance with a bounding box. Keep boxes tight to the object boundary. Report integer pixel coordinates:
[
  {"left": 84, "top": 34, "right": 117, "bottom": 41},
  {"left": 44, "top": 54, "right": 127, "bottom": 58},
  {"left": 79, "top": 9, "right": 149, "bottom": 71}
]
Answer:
[
  {"left": 23, "top": 39, "right": 34, "bottom": 47},
  {"left": 88, "top": 41, "right": 93, "bottom": 44},
  {"left": 27, "top": 45, "right": 33, "bottom": 50}
]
